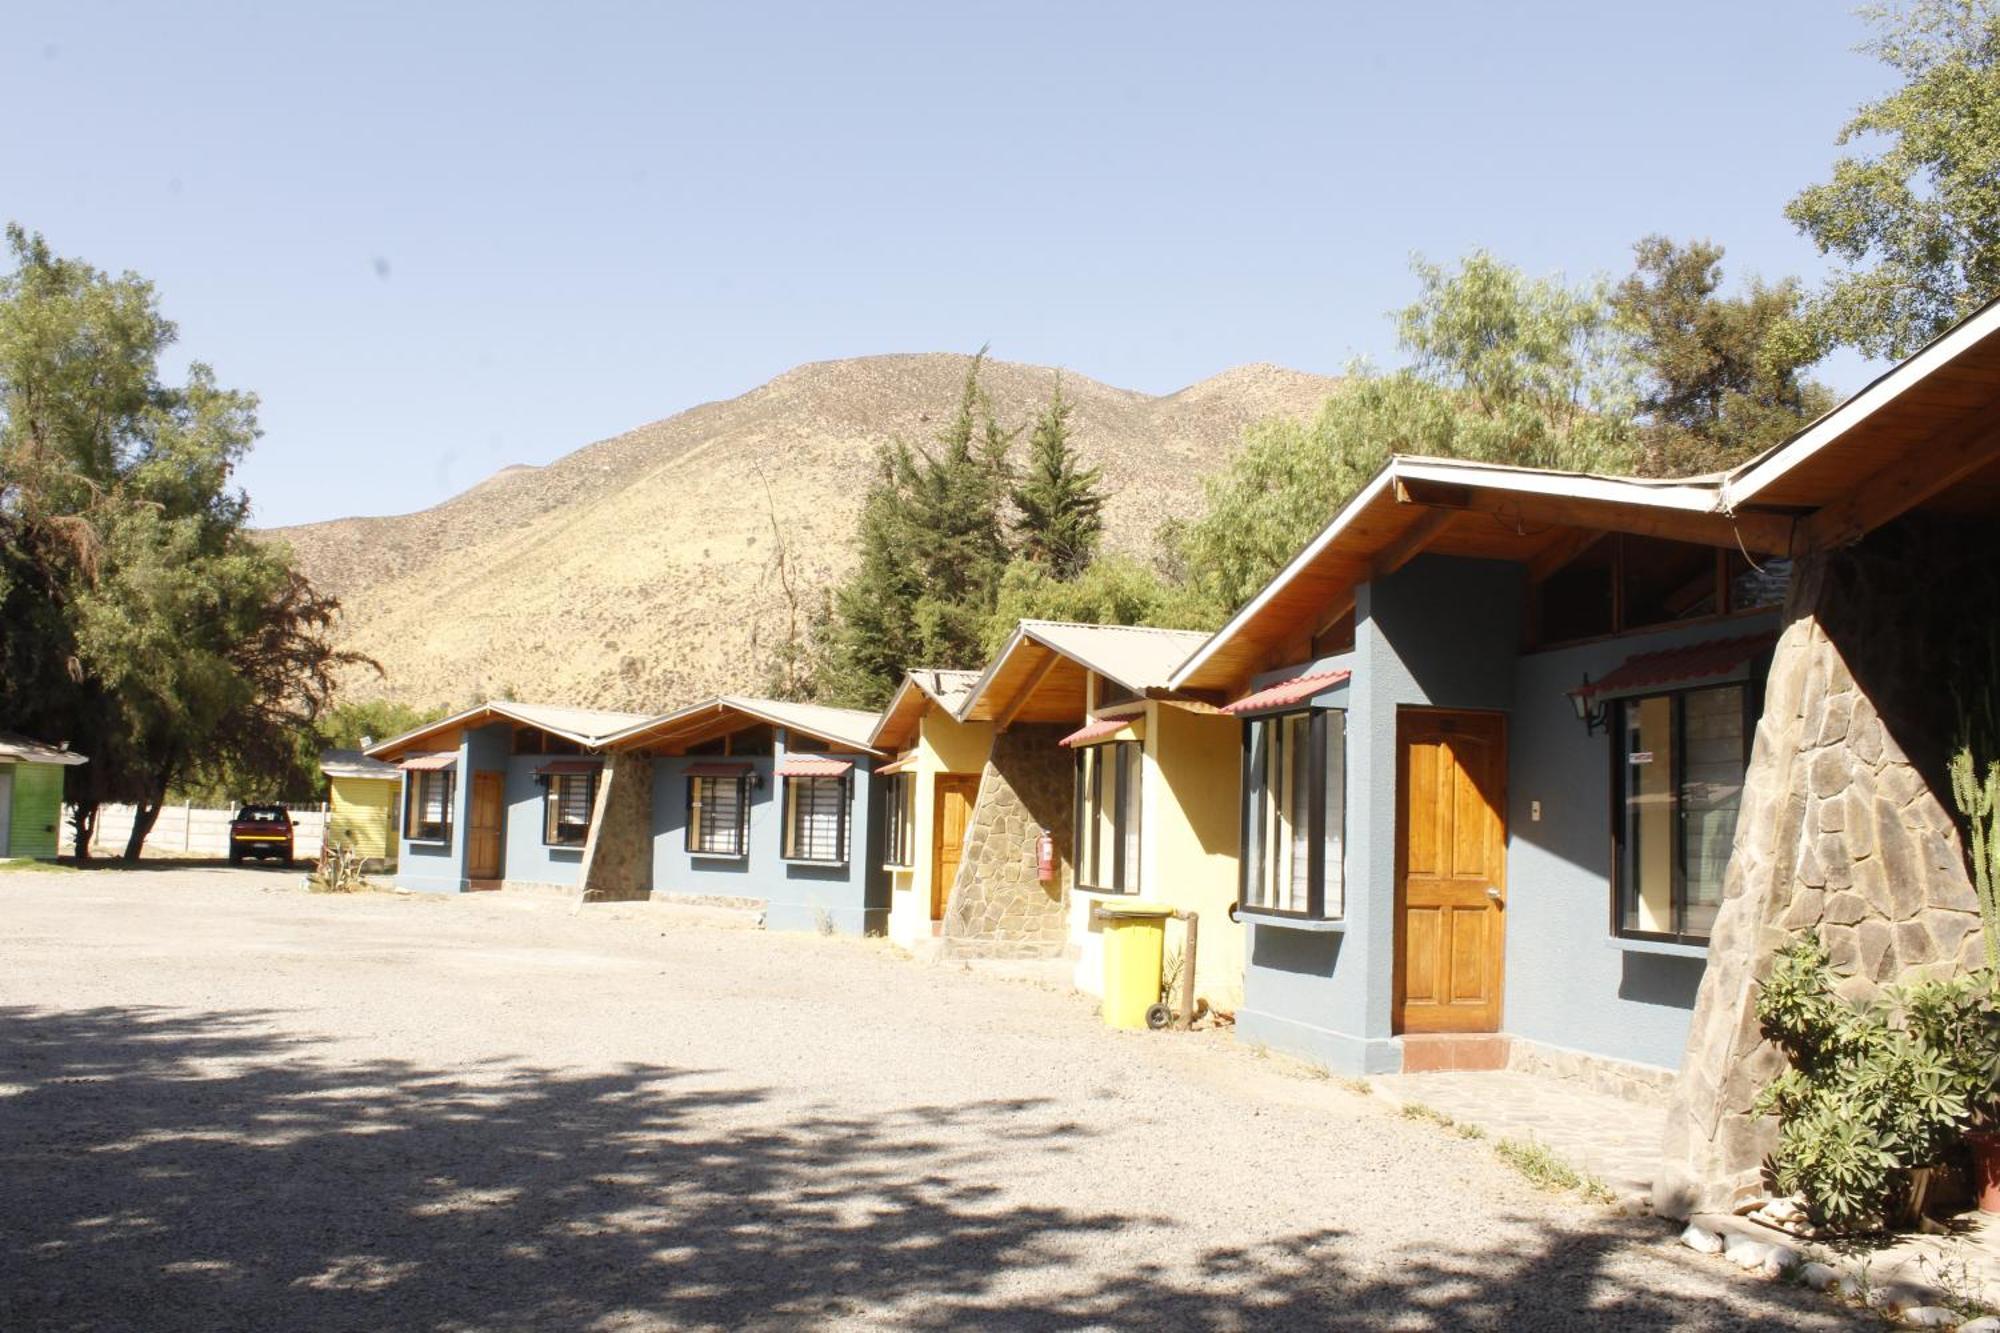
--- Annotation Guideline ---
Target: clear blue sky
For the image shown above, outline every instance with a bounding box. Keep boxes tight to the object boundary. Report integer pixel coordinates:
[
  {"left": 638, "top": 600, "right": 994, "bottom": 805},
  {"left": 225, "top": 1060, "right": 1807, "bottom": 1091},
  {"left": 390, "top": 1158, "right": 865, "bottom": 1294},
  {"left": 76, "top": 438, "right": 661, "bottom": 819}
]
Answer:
[{"left": 4, "top": 1, "right": 1889, "bottom": 528}]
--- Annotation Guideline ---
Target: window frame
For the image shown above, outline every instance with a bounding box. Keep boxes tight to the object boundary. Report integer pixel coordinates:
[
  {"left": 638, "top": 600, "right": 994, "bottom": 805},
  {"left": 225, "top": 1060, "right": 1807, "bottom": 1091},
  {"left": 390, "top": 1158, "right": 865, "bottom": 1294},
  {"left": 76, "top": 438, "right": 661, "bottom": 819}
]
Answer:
[
  {"left": 541, "top": 770, "right": 599, "bottom": 848},
  {"left": 1236, "top": 706, "right": 1347, "bottom": 922},
  {"left": 1072, "top": 738, "right": 1143, "bottom": 895},
  {"left": 686, "top": 773, "right": 751, "bottom": 858},
  {"left": 1608, "top": 680, "right": 1758, "bottom": 946},
  {"left": 782, "top": 772, "right": 851, "bottom": 864},
  {"left": 881, "top": 770, "right": 916, "bottom": 870},
  {"left": 403, "top": 769, "right": 454, "bottom": 845}
]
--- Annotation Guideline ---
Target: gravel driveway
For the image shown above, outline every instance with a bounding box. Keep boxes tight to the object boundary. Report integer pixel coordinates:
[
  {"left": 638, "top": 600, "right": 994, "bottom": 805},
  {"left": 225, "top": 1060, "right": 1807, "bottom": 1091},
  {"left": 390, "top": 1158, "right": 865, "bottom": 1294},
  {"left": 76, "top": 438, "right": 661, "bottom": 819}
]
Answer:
[{"left": 0, "top": 867, "right": 1858, "bottom": 1331}]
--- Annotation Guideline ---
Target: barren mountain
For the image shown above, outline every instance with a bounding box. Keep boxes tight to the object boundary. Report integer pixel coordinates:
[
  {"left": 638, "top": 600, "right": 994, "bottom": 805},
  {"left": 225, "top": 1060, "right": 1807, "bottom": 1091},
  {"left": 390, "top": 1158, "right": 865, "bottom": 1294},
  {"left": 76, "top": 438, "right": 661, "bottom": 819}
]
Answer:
[{"left": 266, "top": 354, "right": 1337, "bottom": 711}]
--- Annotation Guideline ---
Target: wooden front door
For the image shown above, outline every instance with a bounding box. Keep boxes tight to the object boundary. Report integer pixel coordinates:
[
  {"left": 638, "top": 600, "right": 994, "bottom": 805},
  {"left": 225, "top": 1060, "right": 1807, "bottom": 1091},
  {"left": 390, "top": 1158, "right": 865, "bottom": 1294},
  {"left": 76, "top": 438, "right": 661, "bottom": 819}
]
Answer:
[
  {"left": 931, "top": 774, "right": 980, "bottom": 921},
  {"left": 468, "top": 770, "right": 505, "bottom": 882},
  {"left": 1395, "top": 709, "right": 1507, "bottom": 1034}
]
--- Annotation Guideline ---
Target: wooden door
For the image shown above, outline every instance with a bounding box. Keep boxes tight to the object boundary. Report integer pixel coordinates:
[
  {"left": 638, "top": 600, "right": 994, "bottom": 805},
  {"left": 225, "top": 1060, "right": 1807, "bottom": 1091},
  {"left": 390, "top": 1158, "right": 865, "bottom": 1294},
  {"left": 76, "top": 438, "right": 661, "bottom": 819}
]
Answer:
[
  {"left": 1395, "top": 709, "right": 1507, "bottom": 1034},
  {"left": 931, "top": 774, "right": 980, "bottom": 920},
  {"left": 468, "top": 770, "right": 505, "bottom": 882}
]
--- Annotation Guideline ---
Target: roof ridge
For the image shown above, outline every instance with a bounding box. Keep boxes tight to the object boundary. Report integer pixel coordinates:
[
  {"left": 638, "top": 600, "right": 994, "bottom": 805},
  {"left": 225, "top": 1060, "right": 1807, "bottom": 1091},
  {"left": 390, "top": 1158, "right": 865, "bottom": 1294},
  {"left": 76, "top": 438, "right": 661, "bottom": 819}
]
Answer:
[{"left": 1023, "top": 619, "right": 1209, "bottom": 637}]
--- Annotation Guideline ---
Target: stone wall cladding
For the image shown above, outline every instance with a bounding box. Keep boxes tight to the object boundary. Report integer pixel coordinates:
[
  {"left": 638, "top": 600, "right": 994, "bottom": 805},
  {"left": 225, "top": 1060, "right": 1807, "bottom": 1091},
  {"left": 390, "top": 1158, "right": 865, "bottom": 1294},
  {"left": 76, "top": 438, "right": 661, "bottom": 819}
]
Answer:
[
  {"left": 1657, "top": 521, "right": 1989, "bottom": 1218},
  {"left": 579, "top": 753, "right": 655, "bottom": 903},
  {"left": 939, "top": 724, "right": 1072, "bottom": 960},
  {"left": 1507, "top": 1036, "right": 1677, "bottom": 1107}
]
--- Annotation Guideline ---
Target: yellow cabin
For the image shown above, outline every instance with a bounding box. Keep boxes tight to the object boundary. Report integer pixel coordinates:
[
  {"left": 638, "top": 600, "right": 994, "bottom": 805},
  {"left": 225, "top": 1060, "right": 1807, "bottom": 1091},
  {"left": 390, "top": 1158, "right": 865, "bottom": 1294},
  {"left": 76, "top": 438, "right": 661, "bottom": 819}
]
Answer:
[{"left": 319, "top": 750, "right": 402, "bottom": 868}]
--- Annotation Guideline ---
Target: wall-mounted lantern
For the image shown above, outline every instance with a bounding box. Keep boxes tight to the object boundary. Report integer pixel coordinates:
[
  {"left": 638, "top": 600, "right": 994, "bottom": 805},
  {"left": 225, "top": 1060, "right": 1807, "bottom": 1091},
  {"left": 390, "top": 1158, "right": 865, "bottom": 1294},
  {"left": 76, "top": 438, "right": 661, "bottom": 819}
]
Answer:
[{"left": 1568, "top": 675, "right": 1609, "bottom": 737}]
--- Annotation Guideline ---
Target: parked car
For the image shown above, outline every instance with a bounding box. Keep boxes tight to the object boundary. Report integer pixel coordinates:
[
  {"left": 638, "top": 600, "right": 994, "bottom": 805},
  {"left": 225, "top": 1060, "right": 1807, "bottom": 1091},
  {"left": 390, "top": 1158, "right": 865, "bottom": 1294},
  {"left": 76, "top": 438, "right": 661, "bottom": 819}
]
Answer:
[{"left": 228, "top": 805, "right": 295, "bottom": 866}]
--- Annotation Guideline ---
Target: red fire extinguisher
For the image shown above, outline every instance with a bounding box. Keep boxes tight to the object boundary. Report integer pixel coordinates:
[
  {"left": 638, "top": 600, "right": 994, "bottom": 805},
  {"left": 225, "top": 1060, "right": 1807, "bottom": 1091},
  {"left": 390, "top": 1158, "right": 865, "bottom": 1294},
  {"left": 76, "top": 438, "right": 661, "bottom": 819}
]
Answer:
[{"left": 1036, "top": 830, "right": 1055, "bottom": 884}]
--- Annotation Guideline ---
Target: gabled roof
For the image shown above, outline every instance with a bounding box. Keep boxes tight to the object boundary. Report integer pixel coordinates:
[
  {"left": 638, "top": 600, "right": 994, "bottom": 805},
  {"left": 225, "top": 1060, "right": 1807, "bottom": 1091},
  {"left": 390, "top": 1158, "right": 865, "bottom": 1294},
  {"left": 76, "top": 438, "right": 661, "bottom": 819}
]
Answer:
[
  {"left": 0, "top": 733, "right": 88, "bottom": 766},
  {"left": 319, "top": 749, "right": 400, "bottom": 781},
  {"left": 956, "top": 620, "right": 1213, "bottom": 726},
  {"left": 868, "top": 668, "right": 983, "bottom": 750},
  {"left": 365, "top": 700, "right": 655, "bottom": 760},
  {"left": 604, "top": 695, "right": 885, "bottom": 756}
]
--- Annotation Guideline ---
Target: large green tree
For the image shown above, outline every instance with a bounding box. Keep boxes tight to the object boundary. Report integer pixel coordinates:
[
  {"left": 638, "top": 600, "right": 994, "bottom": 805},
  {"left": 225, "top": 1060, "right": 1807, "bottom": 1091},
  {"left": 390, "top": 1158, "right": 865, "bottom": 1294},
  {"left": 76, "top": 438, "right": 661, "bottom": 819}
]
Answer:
[
  {"left": 0, "top": 225, "right": 360, "bottom": 858},
  {"left": 1614, "top": 236, "right": 1837, "bottom": 476},
  {"left": 1169, "top": 252, "right": 1639, "bottom": 619},
  {"left": 1789, "top": 0, "right": 2000, "bottom": 357},
  {"left": 815, "top": 351, "right": 1017, "bottom": 707},
  {"left": 1010, "top": 373, "right": 1104, "bottom": 580}
]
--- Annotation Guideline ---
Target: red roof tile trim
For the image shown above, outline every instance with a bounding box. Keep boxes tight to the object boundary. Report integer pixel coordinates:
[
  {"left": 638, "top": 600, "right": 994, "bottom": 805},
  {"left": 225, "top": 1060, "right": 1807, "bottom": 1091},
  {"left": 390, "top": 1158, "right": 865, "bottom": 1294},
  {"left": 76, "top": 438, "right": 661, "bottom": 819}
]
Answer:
[
  {"left": 399, "top": 751, "right": 458, "bottom": 771},
  {"left": 1060, "top": 717, "right": 1131, "bottom": 748},
  {"left": 1577, "top": 633, "right": 1778, "bottom": 699},
  {"left": 778, "top": 756, "right": 854, "bottom": 778},
  {"left": 685, "top": 761, "right": 752, "bottom": 778},
  {"left": 1222, "top": 669, "right": 1353, "bottom": 716},
  {"left": 534, "top": 759, "right": 603, "bottom": 776}
]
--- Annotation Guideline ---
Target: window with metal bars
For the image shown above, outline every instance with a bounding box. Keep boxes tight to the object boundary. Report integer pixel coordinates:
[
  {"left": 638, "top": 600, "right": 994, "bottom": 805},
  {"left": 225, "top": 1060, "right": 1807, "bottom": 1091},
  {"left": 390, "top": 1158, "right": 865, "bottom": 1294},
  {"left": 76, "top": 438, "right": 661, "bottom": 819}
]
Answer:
[
  {"left": 687, "top": 775, "right": 749, "bottom": 856},
  {"left": 542, "top": 773, "right": 598, "bottom": 846},
  {"left": 1238, "top": 708, "right": 1345, "bottom": 920},
  {"left": 784, "top": 775, "right": 850, "bottom": 863},
  {"left": 403, "top": 771, "right": 453, "bottom": 843},
  {"left": 1073, "top": 740, "right": 1143, "bottom": 893},
  {"left": 881, "top": 772, "right": 915, "bottom": 868}
]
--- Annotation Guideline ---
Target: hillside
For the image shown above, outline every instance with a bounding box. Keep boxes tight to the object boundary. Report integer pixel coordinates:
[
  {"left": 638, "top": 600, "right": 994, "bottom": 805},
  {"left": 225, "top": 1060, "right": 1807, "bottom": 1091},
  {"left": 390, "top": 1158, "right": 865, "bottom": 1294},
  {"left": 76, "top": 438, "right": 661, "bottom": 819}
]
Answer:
[{"left": 266, "top": 354, "right": 1338, "bottom": 711}]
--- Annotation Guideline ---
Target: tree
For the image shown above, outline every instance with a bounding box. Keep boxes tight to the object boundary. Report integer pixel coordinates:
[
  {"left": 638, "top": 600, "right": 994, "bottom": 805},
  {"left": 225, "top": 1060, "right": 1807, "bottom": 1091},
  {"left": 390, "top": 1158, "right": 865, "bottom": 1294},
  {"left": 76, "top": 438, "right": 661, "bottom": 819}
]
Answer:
[
  {"left": 1169, "top": 252, "right": 1640, "bottom": 616},
  {"left": 981, "top": 555, "right": 1212, "bottom": 655},
  {"left": 0, "top": 225, "right": 361, "bottom": 858},
  {"left": 1788, "top": 0, "right": 2000, "bottom": 358},
  {"left": 1614, "top": 236, "right": 1838, "bottom": 476},
  {"left": 1011, "top": 374, "right": 1104, "bottom": 579},
  {"left": 815, "top": 351, "right": 1017, "bottom": 707}
]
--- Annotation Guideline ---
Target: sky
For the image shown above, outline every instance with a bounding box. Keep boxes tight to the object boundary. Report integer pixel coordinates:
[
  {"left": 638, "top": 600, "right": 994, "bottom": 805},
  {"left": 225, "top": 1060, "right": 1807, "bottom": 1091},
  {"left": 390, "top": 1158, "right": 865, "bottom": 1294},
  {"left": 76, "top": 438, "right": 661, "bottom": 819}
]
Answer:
[{"left": 3, "top": 1, "right": 1893, "bottom": 528}]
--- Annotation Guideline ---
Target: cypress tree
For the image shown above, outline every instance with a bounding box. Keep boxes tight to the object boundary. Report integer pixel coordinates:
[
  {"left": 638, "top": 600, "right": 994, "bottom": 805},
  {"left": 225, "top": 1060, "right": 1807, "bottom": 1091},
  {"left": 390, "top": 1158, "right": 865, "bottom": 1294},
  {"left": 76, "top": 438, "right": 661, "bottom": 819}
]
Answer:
[{"left": 1011, "top": 373, "right": 1103, "bottom": 581}]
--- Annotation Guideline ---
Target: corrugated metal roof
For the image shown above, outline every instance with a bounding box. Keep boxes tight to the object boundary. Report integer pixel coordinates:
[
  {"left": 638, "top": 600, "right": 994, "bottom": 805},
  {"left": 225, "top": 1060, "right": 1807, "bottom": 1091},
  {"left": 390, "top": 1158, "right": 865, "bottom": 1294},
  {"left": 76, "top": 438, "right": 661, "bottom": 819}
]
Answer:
[
  {"left": 911, "top": 669, "right": 980, "bottom": 711},
  {"left": 778, "top": 755, "right": 855, "bottom": 778},
  {"left": 1577, "top": 633, "right": 1778, "bottom": 699},
  {"left": 1222, "top": 669, "right": 1353, "bottom": 715},
  {"left": 0, "top": 733, "right": 88, "bottom": 766},
  {"left": 1017, "top": 621, "right": 1212, "bottom": 693},
  {"left": 715, "top": 696, "right": 882, "bottom": 750},
  {"left": 319, "top": 749, "right": 400, "bottom": 781},
  {"left": 399, "top": 751, "right": 458, "bottom": 771}
]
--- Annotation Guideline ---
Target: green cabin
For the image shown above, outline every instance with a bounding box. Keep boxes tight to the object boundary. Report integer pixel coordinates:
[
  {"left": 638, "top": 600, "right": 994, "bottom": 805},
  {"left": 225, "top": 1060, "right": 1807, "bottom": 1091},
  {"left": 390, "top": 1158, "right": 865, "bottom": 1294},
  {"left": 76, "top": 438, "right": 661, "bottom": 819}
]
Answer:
[{"left": 0, "top": 733, "right": 88, "bottom": 861}]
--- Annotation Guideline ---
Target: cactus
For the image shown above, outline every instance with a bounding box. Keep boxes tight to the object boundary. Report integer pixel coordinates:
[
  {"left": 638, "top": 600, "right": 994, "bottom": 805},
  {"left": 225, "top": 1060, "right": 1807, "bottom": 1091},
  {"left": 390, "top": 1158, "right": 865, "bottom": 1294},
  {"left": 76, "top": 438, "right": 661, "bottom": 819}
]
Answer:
[{"left": 1950, "top": 625, "right": 2000, "bottom": 971}]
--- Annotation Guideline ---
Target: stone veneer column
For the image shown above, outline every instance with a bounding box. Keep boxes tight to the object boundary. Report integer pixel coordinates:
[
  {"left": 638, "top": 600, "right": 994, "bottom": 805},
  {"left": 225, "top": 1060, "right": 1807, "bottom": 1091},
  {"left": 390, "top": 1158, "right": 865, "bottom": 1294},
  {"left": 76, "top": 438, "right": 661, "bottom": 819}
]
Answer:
[
  {"left": 1656, "top": 523, "right": 1988, "bottom": 1217},
  {"left": 579, "top": 753, "right": 655, "bottom": 903},
  {"left": 938, "top": 723, "right": 1073, "bottom": 959}
]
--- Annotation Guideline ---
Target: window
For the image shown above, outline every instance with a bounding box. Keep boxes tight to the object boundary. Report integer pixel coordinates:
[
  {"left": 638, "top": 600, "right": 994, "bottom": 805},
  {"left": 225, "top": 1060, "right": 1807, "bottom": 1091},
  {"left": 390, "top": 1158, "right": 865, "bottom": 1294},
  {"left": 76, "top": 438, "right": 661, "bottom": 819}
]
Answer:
[
  {"left": 784, "top": 775, "right": 850, "bottom": 863},
  {"left": 882, "top": 771, "right": 915, "bottom": 869},
  {"left": 687, "top": 774, "right": 749, "bottom": 856},
  {"left": 542, "top": 772, "right": 598, "bottom": 846},
  {"left": 1532, "top": 538, "right": 1793, "bottom": 648},
  {"left": 404, "top": 770, "right": 453, "bottom": 843},
  {"left": 1613, "top": 683, "right": 1752, "bottom": 945},
  {"left": 1074, "top": 740, "right": 1143, "bottom": 893},
  {"left": 1239, "top": 709, "right": 1346, "bottom": 918}
]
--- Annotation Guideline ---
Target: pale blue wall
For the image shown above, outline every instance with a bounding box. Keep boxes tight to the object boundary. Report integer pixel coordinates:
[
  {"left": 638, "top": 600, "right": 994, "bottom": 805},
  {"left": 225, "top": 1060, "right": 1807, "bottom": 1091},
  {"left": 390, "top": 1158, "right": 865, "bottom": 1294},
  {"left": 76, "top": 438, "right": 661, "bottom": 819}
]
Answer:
[
  {"left": 1236, "top": 551, "right": 1779, "bottom": 1075},
  {"left": 501, "top": 754, "right": 587, "bottom": 888},
  {"left": 649, "top": 729, "right": 887, "bottom": 935},
  {"left": 393, "top": 730, "right": 476, "bottom": 894}
]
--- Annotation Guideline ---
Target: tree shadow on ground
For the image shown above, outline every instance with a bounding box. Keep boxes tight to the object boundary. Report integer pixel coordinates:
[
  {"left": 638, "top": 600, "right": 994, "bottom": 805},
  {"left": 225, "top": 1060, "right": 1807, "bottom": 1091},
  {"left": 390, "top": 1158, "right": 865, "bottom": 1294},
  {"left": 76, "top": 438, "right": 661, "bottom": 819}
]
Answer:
[{"left": 0, "top": 1005, "right": 1853, "bottom": 1330}]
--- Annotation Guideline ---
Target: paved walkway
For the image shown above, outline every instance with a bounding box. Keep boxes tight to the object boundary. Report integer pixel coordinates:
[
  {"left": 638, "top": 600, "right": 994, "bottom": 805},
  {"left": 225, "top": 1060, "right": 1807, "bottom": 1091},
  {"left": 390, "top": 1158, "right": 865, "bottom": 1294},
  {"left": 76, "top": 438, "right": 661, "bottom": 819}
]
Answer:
[{"left": 1369, "top": 1070, "right": 1667, "bottom": 1209}]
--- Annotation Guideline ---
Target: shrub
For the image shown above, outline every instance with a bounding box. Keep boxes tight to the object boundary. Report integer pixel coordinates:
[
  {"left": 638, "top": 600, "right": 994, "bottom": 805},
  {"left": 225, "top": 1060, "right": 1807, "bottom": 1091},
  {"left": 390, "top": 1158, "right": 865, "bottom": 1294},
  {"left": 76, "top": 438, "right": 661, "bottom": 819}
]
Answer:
[{"left": 1753, "top": 936, "right": 2000, "bottom": 1232}]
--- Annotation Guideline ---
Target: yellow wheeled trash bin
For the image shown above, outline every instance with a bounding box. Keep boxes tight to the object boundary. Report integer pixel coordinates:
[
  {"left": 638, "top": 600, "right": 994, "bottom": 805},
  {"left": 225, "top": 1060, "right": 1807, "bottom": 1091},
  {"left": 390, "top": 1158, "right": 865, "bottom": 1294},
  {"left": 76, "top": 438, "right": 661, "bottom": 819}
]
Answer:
[{"left": 1093, "top": 900, "right": 1174, "bottom": 1030}]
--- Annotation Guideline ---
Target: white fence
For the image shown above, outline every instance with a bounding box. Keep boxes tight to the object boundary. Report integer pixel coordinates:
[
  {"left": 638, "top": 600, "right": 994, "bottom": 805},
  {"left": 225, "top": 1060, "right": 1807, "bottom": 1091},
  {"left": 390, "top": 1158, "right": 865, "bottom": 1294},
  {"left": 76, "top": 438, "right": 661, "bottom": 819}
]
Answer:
[{"left": 61, "top": 802, "right": 328, "bottom": 860}]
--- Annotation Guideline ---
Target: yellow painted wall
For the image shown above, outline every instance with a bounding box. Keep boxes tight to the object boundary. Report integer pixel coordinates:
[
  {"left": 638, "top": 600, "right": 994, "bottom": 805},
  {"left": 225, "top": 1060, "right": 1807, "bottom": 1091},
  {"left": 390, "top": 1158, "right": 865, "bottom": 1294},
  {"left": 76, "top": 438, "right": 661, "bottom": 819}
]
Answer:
[
  {"left": 886, "top": 709, "right": 995, "bottom": 948},
  {"left": 327, "top": 776, "right": 399, "bottom": 863},
  {"left": 1068, "top": 700, "right": 1243, "bottom": 1012}
]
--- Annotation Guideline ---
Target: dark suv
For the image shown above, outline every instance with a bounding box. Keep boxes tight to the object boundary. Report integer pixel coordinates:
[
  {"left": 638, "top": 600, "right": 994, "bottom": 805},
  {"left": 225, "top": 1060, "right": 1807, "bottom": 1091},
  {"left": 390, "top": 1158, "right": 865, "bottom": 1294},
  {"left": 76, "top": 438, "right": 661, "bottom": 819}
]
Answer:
[{"left": 228, "top": 805, "right": 295, "bottom": 866}]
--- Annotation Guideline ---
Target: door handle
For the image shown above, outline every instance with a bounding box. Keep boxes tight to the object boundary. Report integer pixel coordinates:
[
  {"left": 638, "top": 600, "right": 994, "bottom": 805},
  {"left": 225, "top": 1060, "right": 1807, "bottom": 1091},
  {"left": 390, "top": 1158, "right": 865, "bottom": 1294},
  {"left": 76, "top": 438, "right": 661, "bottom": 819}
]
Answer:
[{"left": 1485, "top": 886, "right": 1502, "bottom": 901}]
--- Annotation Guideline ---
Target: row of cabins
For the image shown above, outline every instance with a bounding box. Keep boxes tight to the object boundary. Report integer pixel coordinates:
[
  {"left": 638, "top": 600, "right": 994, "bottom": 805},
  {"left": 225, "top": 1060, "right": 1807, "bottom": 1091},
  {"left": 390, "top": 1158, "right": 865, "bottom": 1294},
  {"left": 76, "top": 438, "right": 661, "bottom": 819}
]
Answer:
[{"left": 362, "top": 303, "right": 2000, "bottom": 1162}]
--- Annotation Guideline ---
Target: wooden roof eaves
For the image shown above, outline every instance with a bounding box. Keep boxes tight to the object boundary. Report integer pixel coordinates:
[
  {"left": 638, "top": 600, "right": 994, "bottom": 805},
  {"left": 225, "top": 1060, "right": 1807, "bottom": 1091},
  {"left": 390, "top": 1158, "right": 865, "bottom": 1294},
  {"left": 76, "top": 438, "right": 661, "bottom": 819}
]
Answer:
[
  {"left": 604, "top": 697, "right": 885, "bottom": 757},
  {"left": 1722, "top": 294, "right": 2000, "bottom": 512}
]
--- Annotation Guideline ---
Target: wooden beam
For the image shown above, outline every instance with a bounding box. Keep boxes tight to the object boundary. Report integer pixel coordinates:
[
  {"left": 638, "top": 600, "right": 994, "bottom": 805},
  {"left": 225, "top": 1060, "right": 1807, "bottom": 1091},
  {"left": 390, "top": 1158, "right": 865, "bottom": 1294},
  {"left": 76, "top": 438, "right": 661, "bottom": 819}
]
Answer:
[
  {"left": 1311, "top": 592, "right": 1358, "bottom": 642},
  {"left": 1525, "top": 528, "right": 1608, "bottom": 585},
  {"left": 995, "top": 649, "right": 1062, "bottom": 732},
  {"left": 1369, "top": 507, "right": 1458, "bottom": 579},
  {"left": 1797, "top": 412, "right": 2000, "bottom": 552},
  {"left": 1394, "top": 478, "right": 1795, "bottom": 556}
]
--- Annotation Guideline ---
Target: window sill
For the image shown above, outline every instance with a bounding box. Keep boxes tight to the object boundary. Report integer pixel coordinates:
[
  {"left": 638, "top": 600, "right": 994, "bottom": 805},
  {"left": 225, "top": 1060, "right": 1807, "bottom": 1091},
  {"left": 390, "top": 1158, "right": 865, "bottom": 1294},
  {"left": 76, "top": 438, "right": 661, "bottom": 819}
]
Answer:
[
  {"left": 542, "top": 842, "right": 587, "bottom": 852},
  {"left": 1073, "top": 884, "right": 1139, "bottom": 899},
  {"left": 405, "top": 836, "right": 453, "bottom": 848},
  {"left": 688, "top": 850, "right": 747, "bottom": 861},
  {"left": 1237, "top": 909, "right": 1346, "bottom": 933},
  {"left": 883, "top": 863, "right": 915, "bottom": 874},
  {"left": 783, "top": 856, "right": 848, "bottom": 867},
  {"left": 1608, "top": 935, "right": 1708, "bottom": 959}
]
